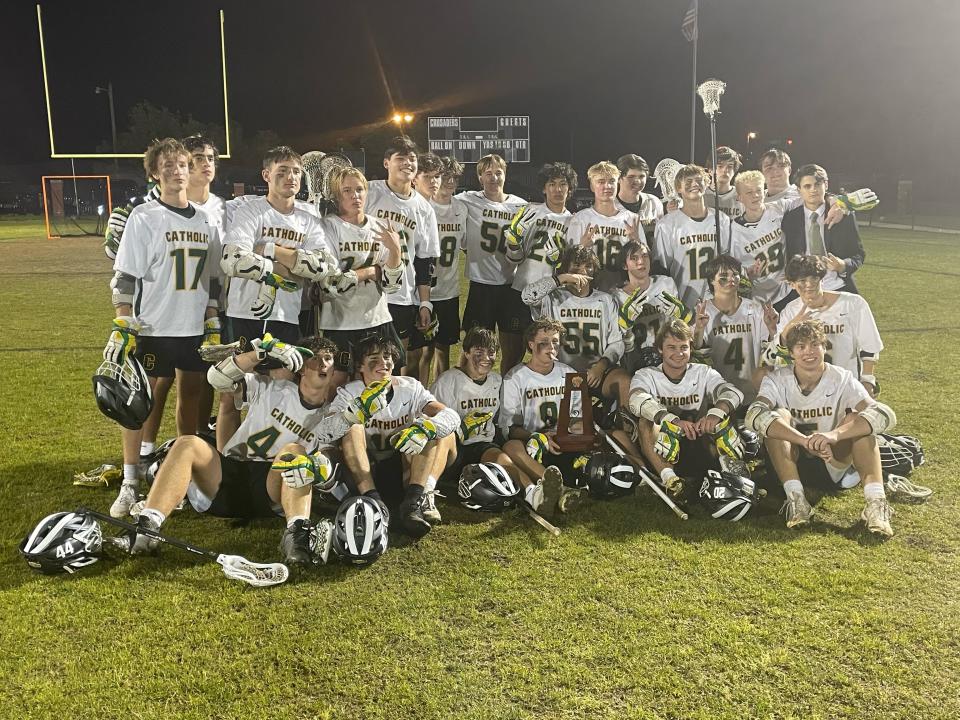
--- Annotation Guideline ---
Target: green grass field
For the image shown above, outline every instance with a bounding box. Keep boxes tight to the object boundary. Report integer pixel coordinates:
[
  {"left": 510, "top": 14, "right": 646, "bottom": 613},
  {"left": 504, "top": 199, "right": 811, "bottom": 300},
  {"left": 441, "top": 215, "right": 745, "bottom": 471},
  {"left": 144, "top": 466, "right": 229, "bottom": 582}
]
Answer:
[{"left": 1, "top": 215, "right": 958, "bottom": 719}]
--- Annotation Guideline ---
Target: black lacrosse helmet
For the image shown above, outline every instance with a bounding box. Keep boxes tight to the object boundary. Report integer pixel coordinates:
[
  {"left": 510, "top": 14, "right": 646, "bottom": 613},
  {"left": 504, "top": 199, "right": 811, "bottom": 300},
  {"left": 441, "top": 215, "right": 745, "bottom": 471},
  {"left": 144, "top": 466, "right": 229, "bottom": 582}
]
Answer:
[
  {"left": 877, "top": 433, "right": 925, "bottom": 477},
  {"left": 458, "top": 463, "right": 521, "bottom": 512},
  {"left": 584, "top": 452, "right": 639, "bottom": 498},
  {"left": 19, "top": 511, "right": 103, "bottom": 575},
  {"left": 698, "top": 469, "right": 760, "bottom": 521},
  {"left": 331, "top": 496, "right": 388, "bottom": 566},
  {"left": 92, "top": 357, "right": 154, "bottom": 430},
  {"left": 144, "top": 438, "right": 177, "bottom": 486},
  {"left": 738, "top": 426, "right": 761, "bottom": 459}
]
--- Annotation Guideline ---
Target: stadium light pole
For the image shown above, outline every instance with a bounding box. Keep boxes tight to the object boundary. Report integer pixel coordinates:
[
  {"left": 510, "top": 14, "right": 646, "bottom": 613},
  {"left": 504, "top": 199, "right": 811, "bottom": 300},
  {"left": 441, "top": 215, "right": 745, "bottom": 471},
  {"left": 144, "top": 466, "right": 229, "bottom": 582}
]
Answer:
[
  {"left": 746, "top": 131, "right": 758, "bottom": 161},
  {"left": 392, "top": 112, "right": 414, "bottom": 137},
  {"left": 95, "top": 82, "right": 118, "bottom": 167}
]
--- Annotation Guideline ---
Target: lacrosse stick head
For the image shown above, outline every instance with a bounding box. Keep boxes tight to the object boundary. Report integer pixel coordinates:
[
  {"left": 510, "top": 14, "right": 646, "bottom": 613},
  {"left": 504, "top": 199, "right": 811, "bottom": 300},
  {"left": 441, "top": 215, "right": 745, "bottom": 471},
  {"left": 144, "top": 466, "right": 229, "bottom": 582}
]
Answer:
[
  {"left": 216, "top": 554, "right": 289, "bottom": 587},
  {"left": 653, "top": 159, "right": 682, "bottom": 201},
  {"left": 301, "top": 151, "right": 326, "bottom": 204},
  {"left": 697, "top": 78, "right": 726, "bottom": 116}
]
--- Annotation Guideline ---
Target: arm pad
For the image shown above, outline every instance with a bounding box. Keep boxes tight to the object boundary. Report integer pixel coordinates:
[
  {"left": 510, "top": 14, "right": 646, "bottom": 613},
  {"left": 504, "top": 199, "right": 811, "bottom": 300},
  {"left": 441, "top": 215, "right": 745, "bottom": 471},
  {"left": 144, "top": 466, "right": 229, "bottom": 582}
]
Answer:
[
  {"left": 291, "top": 248, "right": 337, "bottom": 281},
  {"left": 424, "top": 406, "right": 460, "bottom": 439},
  {"left": 221, "top": 244, "right": 271, "bottom": 280},
  {"left": 110, "top": 271, "right": 137, "bottom": 307},
  {"left": 313, "top": 411, "right": 355, "bottom": 445},
  {"left": 413, "top": 256, "right": 437, "bottom": 287},
  {"left": 521, "top": 276, "right": 561, "bottom": 306},
  {"left": 207, "top": 355, "right": 245, "bottom": 392},
  {"left": 628, "top": 390, "right": 667, "bottom": 423},
  {"left": 745, "top": 399, "right": 779, "bottom": 437},
  {"left": 382, "top": 263, "right": 404, "bottom": 293},
  {"left": 713, "top": 382, "right": 745, "bottom": 413},
  {"left": 860, "top": 402, "right": 896, "bottom": 435}
]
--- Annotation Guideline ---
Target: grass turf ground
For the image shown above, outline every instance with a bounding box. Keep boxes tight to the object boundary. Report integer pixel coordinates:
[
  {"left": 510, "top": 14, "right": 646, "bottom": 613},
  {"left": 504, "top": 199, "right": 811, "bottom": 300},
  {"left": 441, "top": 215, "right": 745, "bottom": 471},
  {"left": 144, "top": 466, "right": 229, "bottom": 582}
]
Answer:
[{"left": 0, "top": 215, "right": 958, "bottom": 719}]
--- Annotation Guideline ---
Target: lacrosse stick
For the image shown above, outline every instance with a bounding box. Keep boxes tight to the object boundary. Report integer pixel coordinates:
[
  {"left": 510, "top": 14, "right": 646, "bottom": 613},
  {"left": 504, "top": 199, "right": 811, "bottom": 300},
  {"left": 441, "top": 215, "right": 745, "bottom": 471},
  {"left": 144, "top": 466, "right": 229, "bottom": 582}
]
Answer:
[
  {"left": 303, "top": 152, "right": 352, "bottom": 215},
  {"left": 197, "top": 340, "right": 242, "bottom": 363},
  {"left": 697, "top": 78, "right": 727, "bottom": 254},
  {"left": 80, "top": 507, "right": 289, "bottom": 587},
  {"left": 653, "top": 158, "right": 682, "bottom": 204},
  {"left": 301, "top": 151, "right": 327, "bottom": 205},
  {"left": 594, "top": 424, "right": 688, "bottom": 520},
  {"left": 517, "top": 498, "right": 561, "bottom": 536}
]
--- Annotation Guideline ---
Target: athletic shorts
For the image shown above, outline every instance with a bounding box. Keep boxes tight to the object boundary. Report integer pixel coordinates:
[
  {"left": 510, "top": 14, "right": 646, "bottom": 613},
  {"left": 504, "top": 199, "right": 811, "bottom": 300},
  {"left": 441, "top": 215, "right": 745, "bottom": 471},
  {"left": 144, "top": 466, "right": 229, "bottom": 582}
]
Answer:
[
  {"left": 502, "top": 287, "right": 532, "bottom": 333},
  {"left": 137, "top": 335, "right": 207, "bottom": 377},
  {"left": 542, "top": 450, "right": 587, "bottom": 488},
  {"left": 318, "top": 321, "right": 405, "bottom": 373},
  {"left": 226, "top": 317, "right": 301, "bottom": 352},
  {"left": 440, "top": 440, "right": 500, "bottom": 487},
  {"left": 462, "top": 282, "right": 524, "bottom": 335},
  {"left": 432, "top": 297, "right": 461, "bottom": 347},
  {"left": 187, "top": 454, "right": 282, "bottom": 519},
  {"left": 388, "top": 303, "right": 431, "bottom": 352}
]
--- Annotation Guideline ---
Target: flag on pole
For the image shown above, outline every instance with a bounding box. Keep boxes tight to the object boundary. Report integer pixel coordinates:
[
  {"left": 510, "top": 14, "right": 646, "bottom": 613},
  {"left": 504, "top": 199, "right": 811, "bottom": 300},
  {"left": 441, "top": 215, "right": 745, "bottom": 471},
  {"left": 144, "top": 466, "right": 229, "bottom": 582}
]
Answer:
[{"left": 682, "top": 0, "right": 698, "bottom": 42}]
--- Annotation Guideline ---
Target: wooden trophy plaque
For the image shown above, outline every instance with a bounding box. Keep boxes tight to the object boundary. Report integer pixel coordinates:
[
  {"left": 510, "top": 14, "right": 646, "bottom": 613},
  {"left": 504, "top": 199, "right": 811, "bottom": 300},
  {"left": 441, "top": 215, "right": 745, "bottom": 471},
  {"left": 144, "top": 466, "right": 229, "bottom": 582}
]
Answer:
[{"left": 553, "top": 372, "right": 598, "bottom": 453}]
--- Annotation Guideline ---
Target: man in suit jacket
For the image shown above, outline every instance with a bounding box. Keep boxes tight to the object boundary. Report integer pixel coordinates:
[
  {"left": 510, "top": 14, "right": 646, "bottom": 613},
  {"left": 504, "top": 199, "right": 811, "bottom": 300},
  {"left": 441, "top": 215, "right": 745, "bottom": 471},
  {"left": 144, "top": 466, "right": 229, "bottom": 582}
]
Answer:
[{"left": 780, "top": 163, "right": 864, "bottom": 305}]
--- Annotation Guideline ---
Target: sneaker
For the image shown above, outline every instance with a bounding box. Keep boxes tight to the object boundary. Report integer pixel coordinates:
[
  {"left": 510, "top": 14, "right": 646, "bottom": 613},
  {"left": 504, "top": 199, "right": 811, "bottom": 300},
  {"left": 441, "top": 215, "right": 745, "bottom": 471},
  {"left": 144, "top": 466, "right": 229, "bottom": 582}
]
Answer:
[
  {"left": 421, "top": 490, "right": 442, "bottom": 524},
  {"left": 526, "top": 482, "right": 545, "bottom": 512},
  {"left": 397, "top": 497, "right": 432, "bottom": 538},
  {"left": 862, "top": 498, "right": 895, "bottom": 537},
  {"left": 780, "top": 491, "right": 813, "bottom": 529},
  {"left": 309, "top": 519, "right": 335, "bottom": 564},
  {"left": 538, "top": 466, "right": 563, "bottom": 518},
  {"left": 110, "top": 483, "right": 138, "bottom": 519},
  {"left": 557, "top": 486, "right": 585, "bottom": 514},
  {"left": 885, "top": 474, "right": 932, "bottom": 502},
  {"left": 130, "top": 514, "right": 161, "bottom": 555},
  {"left": 280, "top": 519, "right": 314, "bottom": 565}
]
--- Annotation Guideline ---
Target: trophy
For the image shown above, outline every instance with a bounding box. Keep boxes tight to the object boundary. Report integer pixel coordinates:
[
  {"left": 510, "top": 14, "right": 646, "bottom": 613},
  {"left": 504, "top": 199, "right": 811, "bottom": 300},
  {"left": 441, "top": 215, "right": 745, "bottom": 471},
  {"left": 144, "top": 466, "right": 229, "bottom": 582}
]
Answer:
[{"left": 553, "top": 373, "right": 599, "bottom": 453}]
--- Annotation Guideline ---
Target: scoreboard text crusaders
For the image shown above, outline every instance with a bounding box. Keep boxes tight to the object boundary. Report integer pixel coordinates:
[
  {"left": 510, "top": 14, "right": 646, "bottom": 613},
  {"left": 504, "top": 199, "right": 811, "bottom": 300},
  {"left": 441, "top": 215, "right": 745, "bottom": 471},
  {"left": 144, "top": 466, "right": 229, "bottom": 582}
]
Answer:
[{"left": 428, "top": 115, "right": 530, "bottom": 163}]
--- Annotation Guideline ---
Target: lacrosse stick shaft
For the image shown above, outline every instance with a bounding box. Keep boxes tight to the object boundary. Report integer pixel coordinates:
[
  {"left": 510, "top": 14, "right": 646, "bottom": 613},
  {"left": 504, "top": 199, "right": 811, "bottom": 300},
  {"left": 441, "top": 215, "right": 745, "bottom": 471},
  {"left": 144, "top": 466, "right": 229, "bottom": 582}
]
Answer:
[
  {"left": 518, "top": 499, "right": 561, "bottom": 536},
  {"left": 80, "top": 507, "right": 218, "bottom": 560},
  {"left": 594, "top": 427, "right": 689, "bottom": 520},
  {"left": 709, "top": 114, "right": 721, "bottom": 255}
]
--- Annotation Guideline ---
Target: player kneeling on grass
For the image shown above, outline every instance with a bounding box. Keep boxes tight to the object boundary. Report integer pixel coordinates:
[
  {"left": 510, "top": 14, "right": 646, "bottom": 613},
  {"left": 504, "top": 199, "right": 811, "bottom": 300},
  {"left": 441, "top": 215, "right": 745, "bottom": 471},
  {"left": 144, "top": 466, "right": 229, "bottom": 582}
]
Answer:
[
  {"left": 745, "top": 319, "right": 897, "bottom": 536},
  {"left": 627, "top": 319, "right": 746, "bottom": 497},
  {"left": 128, "top": 336, "right": 341, "bottom": 566},
  {"left": 499, "top": 319, "right": 587, "bottom": 517},
  {"left": 430, "top": 327, "right": 530, "bottom": 498},
  {"left": 328, "top": 336, "right": 459, "bottom": 537}
]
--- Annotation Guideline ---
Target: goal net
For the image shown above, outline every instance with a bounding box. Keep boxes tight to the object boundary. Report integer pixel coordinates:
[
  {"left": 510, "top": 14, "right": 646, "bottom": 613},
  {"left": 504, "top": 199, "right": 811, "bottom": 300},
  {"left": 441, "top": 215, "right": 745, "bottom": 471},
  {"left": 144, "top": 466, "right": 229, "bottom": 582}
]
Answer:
[{"left": 41, "top": 175, "right": 112, "bottom": 239}]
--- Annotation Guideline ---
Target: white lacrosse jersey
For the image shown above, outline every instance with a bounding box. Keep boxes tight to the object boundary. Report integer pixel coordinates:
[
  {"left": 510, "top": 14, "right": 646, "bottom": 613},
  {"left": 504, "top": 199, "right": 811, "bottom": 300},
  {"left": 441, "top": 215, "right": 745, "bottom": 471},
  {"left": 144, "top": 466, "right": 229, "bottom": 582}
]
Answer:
[
  {"left": 731, "top": 208, "right": 789, "bottom": 306},
  {"left": 757, "top": 364, "right": 871, "bottom": 434},
  {"left": 457, "top": 190, "right": 527, "bottom": 285},
  {"left": 430, "top": 367, "right": 502, "bottom": 445},
  {"left": 702, "top": 297, "right": 767, "bottom": 401},
  {"left": 511, "top": 203, "right": 573, "bottom": 290},
  {"left": 705, "top": 187, "right": 744, "bottom": 220},
  {"left": 331, "top": 376, "right": 436, "bottom": 459},
  {"left": 194, "top": 194, "right": 225, "bottom": 232},
  {"left": 616, "top": 193, "right": 664, "bottom": 224},
  {"left": 653, "top": 208, "right": 733, "bottom": 308},
  {"left": 765, "top": 185, "right": 800, "bottom": 204},
  {"left": 222, "top": 374, "right": 332, "bottom": 460},
  {"left": 366, "top": 180, "right": 440, "bottom": 306},
  {"left": 430, "top": 198, "right": 467, "bottom": 301},
  {"left": 630, "top": 362, "right": 730, "bottom": 420},
  {"left": 532, "top": 289, "right": 624, "bottom": 372},
  {"left": 115, "top": 201, "right": 221, "bottom": 337},
  {"left": 566, "top": 206, "right": 640, "bottom": 291},
  {"left": 223, "top": 196, "right": 331, "bottom": 322},
  {"left": 613, "top": 275, "right": 682, "bottom": 350},
  {"left": 316, "top": 214, "right": 393, "bottom": 330},
  {"left": 499, "top": 362, "right": 580, "bottom": 437},
  {"left": 777, "top": 292, "right": 883, "bottom": 376}
]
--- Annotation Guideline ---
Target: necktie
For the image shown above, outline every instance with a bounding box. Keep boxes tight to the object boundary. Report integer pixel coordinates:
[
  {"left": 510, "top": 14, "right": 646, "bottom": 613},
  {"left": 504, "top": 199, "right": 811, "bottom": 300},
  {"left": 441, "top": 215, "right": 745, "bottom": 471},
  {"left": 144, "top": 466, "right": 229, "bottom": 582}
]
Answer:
[{"left": 808, "top": 212, "right": 824, "bottom": 255}]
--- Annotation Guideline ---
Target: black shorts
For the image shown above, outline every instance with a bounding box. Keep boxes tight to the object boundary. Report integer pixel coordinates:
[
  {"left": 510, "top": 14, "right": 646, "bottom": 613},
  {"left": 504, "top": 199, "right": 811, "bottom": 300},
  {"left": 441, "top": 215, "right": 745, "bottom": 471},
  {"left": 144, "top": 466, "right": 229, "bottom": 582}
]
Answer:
[
  {"left": 205, "top": 455, "right": 280, "bottom": 519},
  {"left": 388, "top": 303, "right": 431, "bottom": 352},
  {"left": 137, "top": 335, "right": 207, "bottom": 377},
  {"left": 432, "top": 297, "right": 461, "bottom": 347},
  {"left": 439, "top": 440, "right": 500, "bottom": 487},
  {"left": 502, "top": 287, "right": 532, "bottom": 333},
  {"left": 462, "top": 282, "right": 524, "bottom": 335},
  {"left": 226, "top": 317, "right": 301, "bottom": 352},
  {"left": 542, "top": 450, "right": 588, "bottom": 488},
  {"left": 318, "top": 321, "right": 405, "bottom": 373}
]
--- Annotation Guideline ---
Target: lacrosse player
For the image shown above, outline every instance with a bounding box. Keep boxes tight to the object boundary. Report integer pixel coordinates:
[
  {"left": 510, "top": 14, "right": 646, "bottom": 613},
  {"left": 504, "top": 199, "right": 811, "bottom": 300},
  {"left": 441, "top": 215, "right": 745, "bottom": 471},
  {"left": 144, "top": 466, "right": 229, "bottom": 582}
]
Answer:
[
  {"left": 776, "top": 255, "right": 883, "bottom": 397},
  {"left": 366, "top": 137, "right": 441, "bottom": 378},
  {"left": 316, "top": 166, "right": 405, "bottom": 385},
  {"left": 704, "top": 146, "right": 744, "bottom": 219},
  {"left": 566, "top": 161, "right": 642, "bottom": 292},
  {"left": 106, "top": 138, "right": 222, "bottom": 518},
  {"left": 615, "top": 154, "right": 664, "bottom": 226},
  {"left": 745, "top": 319, "right": 897, "bottom": 535},
  {"left": 499, "top": 319, "right": 587, "bottom": 516},
  {"left": 458, "top": 154, "right": 528, "bottom": 374},
  {"left": 503, "top": 162, "right": 577, "bottom": 339},
  {"left": 759, "top": 148, "right": 798, "bottom": 204},
  {"left": 627, "top": 319, "right": 745, "bottom": 497},
  {"left": 128, "top": 336, "right": 344, "bottom": 565},
  {"left": 522, "top": 246, "right": 632, "bottom": 409},
  {"left": 329, "top": 335, "right": 459, "bottom": 536},
  {"left": 652, "top": 164, "right": 734, "bottom": 308}
]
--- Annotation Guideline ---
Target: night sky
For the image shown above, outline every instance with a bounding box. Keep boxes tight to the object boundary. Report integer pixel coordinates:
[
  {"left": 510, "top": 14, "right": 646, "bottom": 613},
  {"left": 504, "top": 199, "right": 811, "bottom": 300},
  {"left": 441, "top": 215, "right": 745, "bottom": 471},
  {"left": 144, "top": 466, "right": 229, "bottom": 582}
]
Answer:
[{"left": 4, "top": 0, "right": 959, "bottom": 197}]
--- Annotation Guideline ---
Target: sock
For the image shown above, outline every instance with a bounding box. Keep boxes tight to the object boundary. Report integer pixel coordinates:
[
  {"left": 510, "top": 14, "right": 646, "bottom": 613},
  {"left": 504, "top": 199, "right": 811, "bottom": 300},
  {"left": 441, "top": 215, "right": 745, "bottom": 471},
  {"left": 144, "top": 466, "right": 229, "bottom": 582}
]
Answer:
[
  {"left": 425, "top": 474, "right": 438, "bottom": 493},
  {"left": 783, "top": 479, "right": 804, "bottom": 497},
  {"left": 287, "top": 514, "right": 309, "bottom": 528},
  {"left": 122, "top": 465, "right": 140, "bottom": 486},
  {"left": 863, "top": 482, "right": 886, "bottom": 501},
  {"left": 660, "top": 468, "right": 678, "bottom": 484},
  {"left": 139, "top": 507, "right": 166, "bottom": 527},
  {"left": 140, "top": 441, "right": 155, "bottom": 457}
]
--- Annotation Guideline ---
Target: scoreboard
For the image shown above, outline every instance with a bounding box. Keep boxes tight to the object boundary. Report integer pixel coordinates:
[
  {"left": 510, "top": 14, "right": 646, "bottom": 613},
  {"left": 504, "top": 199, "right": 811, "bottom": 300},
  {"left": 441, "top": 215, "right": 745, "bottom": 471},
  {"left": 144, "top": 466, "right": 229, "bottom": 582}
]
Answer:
[{"left": 428, "top": 116, "right": 530, "bottom": 163}]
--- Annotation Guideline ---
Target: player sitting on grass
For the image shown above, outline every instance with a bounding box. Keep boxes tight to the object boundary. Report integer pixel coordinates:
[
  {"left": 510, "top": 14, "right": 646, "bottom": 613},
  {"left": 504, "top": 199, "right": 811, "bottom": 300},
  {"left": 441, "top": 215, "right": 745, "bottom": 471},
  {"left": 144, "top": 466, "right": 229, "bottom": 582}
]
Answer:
[
  {"left": 128, "top": 336, "right": 342, "bottom": 566},
  {"left": 745, "top": 319, "right": 897, "bottom": 536},
  {"left": 500, "top": 319, "right": 586, "bottom": 517},
  {"left": 329, "top": 336, "right": 459, "bottom": 536},
  {"left": 522, "top": 246, "right": 632, "bottom": 409},
  {"left": 627, "top": 318, "right": 746, "bottom": 497}
]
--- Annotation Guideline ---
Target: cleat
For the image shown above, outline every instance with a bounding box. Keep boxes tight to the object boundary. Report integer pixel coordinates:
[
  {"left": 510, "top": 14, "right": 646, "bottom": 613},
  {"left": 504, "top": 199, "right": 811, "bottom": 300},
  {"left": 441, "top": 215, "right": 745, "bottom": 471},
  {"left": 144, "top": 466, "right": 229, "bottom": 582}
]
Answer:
[
  {"left": 309, "top": 518, "right": 335, "bottom": 564},
  {"left": 421, "top": 490, "right": 442, "bottom": 524},
  {"left": 780, "top": 491, "right": 813, "bottom": 529},
  {"left": 663, "top": 475, "right": 684, "bottom": 498},
  {"left": 397, "top": 498, "right": 432, "bottom": 538},
  {"left": 279, "top": 519, "right": 314, "bottom": 566},
  {"left": 557, "top": 486, "right": 584, "bottom": 514},
  {"left": 130, "top": 514, "right": 161, "bottom": 555},
  {"left": 862, "top": 498, "right": 895, "bottom": 537},
  {"left": 538, "top": 466, "right": 563, "bottom": 518},
  {"left": 110, "top": 483, "right": 138, "bottom": 519},
  {"left": 885, "top": 474, "right": 932, "bottom": 503}
]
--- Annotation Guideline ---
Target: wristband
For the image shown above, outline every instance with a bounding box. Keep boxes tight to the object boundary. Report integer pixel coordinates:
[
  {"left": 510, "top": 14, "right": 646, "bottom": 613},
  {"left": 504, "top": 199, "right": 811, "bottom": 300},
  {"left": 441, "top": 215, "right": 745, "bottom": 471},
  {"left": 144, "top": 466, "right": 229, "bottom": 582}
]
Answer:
[{"left": 419, "top": 300, "right": 434, "bottom": 313}]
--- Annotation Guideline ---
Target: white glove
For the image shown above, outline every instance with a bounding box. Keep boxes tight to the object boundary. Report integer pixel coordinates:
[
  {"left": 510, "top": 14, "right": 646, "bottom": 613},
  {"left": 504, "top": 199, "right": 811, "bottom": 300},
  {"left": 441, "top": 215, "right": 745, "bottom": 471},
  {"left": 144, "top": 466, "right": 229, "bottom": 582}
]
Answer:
[
  {"left": 251, "top": 333, "right": 313, "bottom": 372},
  {"left": 103, "top": 316, "right": 140, "bottom": 364},
  {"left": 343, "top": 378, "right": 393, "bottom": 425},
  {"left": 271, "top": 452, "right": 334, "bottom": 489},
  {"left": 390, "top": 418, "right": 437, "bottom": 456}
]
